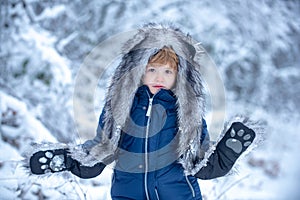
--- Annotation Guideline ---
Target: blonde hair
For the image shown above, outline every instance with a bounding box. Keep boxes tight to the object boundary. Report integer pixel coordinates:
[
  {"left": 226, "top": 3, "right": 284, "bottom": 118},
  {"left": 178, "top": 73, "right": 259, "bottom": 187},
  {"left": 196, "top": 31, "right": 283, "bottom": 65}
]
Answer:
[{"left": 148, "top": 46, "right": 178, "bottom": 70}]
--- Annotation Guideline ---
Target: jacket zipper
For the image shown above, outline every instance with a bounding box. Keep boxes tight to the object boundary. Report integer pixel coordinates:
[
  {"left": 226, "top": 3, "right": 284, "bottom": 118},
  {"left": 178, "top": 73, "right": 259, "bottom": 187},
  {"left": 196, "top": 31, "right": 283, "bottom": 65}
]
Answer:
[
  {"left": 145, "top": 92, "right": 154, "bottom": 200},
  {"left": 155, "top": 187, "right": 160, "bottom": 200},
  {"left": 185, "top": 175, "right": 196, "bottom": 198},
  {"left": 146, "top": 97, "right": 153, "bottom": 117}
]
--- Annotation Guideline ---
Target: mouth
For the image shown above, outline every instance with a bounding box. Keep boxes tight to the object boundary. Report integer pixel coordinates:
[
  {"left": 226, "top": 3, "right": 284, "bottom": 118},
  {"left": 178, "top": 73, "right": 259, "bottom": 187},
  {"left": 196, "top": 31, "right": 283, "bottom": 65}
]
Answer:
[{"left": 153, "top": 85, "right": 164, "bottom": 89}]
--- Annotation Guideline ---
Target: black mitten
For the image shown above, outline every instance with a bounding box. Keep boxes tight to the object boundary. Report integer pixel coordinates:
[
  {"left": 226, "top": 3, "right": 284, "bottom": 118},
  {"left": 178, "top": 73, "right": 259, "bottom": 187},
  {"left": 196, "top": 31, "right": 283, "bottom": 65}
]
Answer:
[
  {"left": 29, "top": 148, "right": 74, "bottom": 175},
  {"left": 194, "top": 122, "right": 255, "bottom": 179},
  {"left": 217, "top": 122, "right": 256, "bottom": 163},
  {"left": 30, "top": 148, "right": 106, "bottom": 178}
]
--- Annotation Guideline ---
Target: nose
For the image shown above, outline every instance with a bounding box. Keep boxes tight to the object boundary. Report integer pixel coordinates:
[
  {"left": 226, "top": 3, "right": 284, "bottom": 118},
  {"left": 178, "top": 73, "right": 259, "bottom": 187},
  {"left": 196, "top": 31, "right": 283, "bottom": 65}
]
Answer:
[{"left": 155, "top": 72, "right": 164, "bottom": 82}]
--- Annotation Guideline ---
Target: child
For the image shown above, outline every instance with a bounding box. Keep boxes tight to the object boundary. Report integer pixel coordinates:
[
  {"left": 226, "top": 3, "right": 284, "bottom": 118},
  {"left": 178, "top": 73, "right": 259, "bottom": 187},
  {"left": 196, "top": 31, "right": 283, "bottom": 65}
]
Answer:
[{"left": 28, "top": 24, "right": 257, "bottom": 200}]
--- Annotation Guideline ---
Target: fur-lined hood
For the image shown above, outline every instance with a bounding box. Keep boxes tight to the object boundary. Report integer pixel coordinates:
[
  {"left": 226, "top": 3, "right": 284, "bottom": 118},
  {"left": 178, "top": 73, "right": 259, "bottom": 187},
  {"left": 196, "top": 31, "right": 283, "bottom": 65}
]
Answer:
[{"left": 92, "top": 23, "right": 208, "bottom": 174}]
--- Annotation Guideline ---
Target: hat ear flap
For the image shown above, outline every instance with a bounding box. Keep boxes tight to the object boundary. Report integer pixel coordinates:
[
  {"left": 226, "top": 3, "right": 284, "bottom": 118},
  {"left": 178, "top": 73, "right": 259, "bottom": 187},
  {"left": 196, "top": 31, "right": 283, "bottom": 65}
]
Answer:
[
  {"left": 122, "top": 30, "right": 147, "bottom": 54},
  {"left": 174, "top": 56, "right": 205, "bottom": 155}
]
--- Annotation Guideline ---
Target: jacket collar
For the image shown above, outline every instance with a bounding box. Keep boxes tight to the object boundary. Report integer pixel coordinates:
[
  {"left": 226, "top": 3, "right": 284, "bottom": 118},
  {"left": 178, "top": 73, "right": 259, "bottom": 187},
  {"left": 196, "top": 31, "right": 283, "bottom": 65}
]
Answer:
[{"left": 136, "top": 85, "right": 176, "bottom": 103}]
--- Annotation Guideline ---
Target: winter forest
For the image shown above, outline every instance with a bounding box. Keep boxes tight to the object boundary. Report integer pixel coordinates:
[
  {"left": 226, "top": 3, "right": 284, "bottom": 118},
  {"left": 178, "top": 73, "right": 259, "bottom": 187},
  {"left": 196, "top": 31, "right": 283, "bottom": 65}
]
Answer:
[{"left": 1, "top": 0, "right": 300, "bottom": 199}]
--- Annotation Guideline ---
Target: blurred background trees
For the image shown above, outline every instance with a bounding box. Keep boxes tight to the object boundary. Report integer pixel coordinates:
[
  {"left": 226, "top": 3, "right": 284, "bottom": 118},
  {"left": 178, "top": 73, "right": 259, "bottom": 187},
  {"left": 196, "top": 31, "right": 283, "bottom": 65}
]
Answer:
[{"left": 0, "top": 0, "right": 299, "bottom": 199}]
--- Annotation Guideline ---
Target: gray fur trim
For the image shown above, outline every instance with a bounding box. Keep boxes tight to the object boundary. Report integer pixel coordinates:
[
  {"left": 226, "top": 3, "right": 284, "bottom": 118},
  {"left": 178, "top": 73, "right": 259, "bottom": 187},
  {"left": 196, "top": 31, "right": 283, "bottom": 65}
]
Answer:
[{"left": 68, "top": 142, "right": 116, "bottom": 167}]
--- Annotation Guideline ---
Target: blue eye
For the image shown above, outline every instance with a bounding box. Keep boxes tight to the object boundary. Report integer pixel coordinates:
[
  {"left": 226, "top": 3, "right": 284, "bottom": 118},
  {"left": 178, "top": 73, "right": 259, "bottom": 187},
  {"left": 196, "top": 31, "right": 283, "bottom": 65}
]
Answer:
[{"left": 148, "top": 68, "right": 156, "bottom": 72}]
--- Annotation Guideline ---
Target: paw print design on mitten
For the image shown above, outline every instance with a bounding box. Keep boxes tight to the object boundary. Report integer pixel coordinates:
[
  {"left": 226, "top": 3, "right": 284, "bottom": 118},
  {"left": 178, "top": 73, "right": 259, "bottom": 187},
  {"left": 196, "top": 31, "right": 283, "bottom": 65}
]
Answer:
[
  {"left": 225, "top": 122, "right": 255, "bottom": 154},
  {"left": 39, "top": 151, "right": 66, "bottom": 172},
  {"left": 30, "top": 149, "right": 67, "bottom": 174}
]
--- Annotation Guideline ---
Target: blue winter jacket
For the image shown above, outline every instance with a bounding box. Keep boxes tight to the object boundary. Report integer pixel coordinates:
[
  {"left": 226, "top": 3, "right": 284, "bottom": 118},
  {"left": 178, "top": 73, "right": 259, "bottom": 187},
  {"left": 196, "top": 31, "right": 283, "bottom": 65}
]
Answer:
[{"left": 86, "top": 85, "right": 209, "bottom": 200}]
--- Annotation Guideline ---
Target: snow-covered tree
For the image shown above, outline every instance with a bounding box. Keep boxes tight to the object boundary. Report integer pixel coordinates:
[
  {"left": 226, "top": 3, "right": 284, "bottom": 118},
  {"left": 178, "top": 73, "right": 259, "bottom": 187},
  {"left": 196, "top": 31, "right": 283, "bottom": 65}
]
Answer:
[{"left": 0, "top": 0, "right": 299, "bottom": 199}]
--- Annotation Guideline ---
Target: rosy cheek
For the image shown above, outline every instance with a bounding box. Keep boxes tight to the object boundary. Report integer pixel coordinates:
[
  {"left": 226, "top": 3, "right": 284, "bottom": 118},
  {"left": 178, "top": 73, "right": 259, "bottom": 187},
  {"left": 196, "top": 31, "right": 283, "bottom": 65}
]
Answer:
[{"left": 142, "top": 75, "right": 148, "bottom": 84}]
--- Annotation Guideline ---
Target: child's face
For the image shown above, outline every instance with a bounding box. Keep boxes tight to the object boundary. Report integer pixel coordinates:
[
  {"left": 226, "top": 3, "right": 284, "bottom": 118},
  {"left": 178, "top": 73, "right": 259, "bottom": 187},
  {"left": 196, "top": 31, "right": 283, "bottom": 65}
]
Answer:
[{"left": 143, "top": 63, "right": 177, "bottom": 94}]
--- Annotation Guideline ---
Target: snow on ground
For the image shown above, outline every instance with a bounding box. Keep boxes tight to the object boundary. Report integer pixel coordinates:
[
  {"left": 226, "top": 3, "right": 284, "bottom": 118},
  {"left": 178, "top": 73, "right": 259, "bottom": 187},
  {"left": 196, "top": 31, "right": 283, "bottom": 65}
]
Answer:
[{"left": 0, "top": 92, "right": 56, "bottom": 199}]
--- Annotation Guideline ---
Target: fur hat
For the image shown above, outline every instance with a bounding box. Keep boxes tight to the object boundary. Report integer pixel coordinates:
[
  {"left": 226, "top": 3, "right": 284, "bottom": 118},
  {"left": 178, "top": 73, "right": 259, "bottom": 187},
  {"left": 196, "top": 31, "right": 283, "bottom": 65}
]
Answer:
[{"left": 73, "top": 23, "right": 209, "bottom": 174}]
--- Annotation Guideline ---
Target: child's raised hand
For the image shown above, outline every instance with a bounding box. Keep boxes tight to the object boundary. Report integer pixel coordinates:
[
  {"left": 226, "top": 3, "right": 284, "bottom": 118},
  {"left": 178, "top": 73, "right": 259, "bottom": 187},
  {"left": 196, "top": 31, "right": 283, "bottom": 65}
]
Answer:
[
  {"left": 194, "top": 122, "right": 256, "bottom": 179},
  {"left": 219, "top": 122, "right": 256, "bottom": 157}
]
